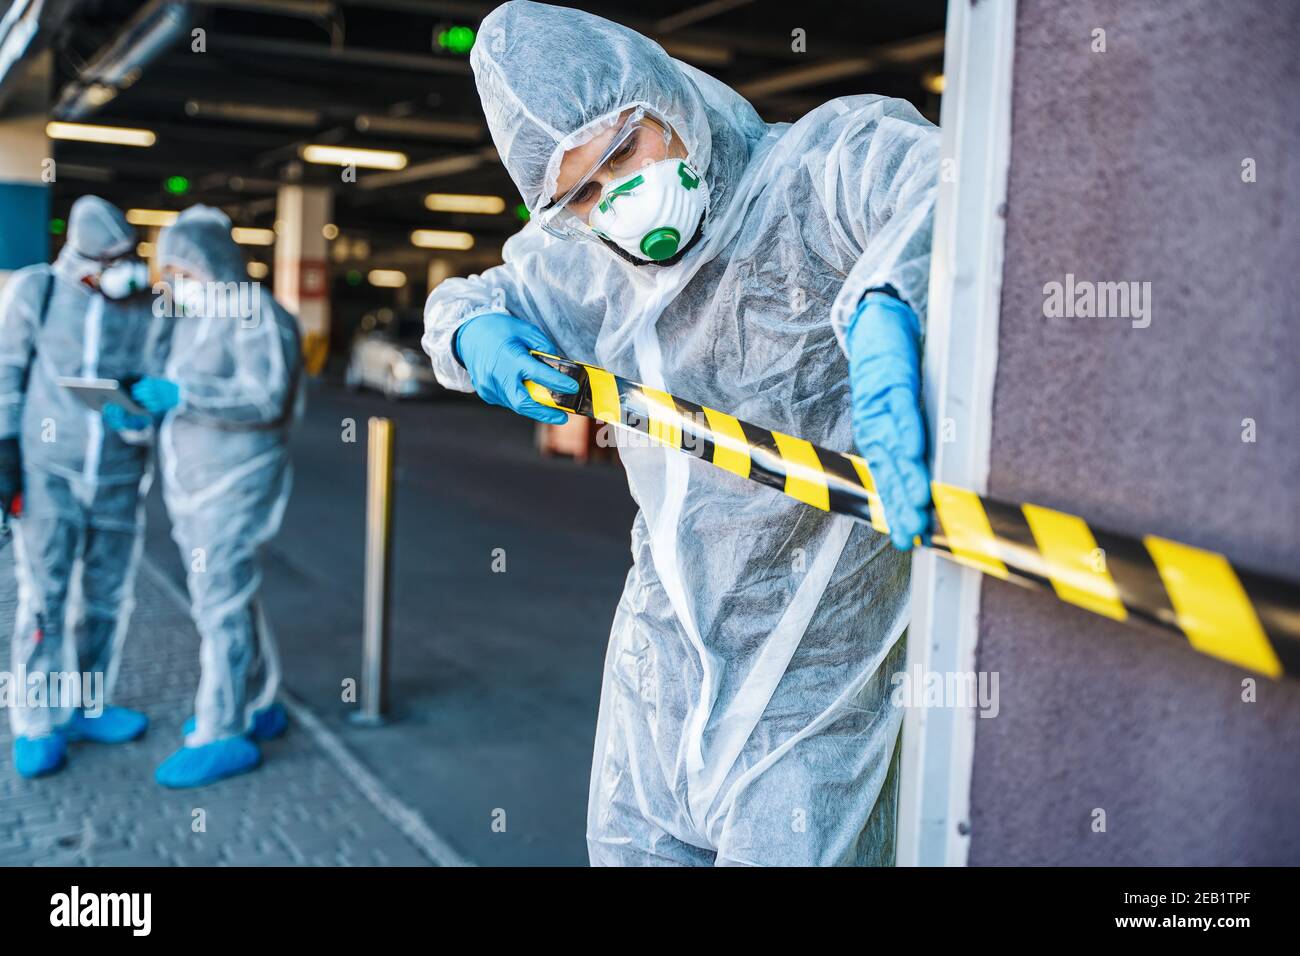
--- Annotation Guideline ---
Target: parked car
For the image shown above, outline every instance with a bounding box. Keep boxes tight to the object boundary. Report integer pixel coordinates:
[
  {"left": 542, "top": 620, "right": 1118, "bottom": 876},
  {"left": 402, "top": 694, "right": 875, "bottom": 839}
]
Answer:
[{"left": 345, "top": 308, "right": 441, "bottom": 400}]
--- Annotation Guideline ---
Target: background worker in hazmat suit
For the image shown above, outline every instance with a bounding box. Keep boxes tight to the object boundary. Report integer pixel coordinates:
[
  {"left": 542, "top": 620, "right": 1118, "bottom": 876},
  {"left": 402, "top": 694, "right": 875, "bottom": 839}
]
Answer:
[
  {"left": 0, "top": 195, "right": 161, "bottom": 779},
  {"left": 424, "top": 2, "right": 937, "bottom": 865},
  {"left": 127, "top": 205, "right": 300, "bottom": 789}
]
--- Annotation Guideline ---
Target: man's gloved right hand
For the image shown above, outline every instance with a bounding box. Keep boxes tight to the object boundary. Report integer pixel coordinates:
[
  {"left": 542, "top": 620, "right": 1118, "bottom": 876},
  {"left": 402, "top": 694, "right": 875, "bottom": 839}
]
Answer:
[
  {"left": 0, "top": 437, "right": 21, "bottom": 517},
  {"left": 453, "top": 312, "right": 578, "bottom": 425},
  {"left": 103, "top": 402, "right": 152, "bottom": 432},
  {"left": 131, "top": 377, "right": 182, "bottom": 416},
  {"left": 848, "top": 290, "right": 931, "bottom": 551}
]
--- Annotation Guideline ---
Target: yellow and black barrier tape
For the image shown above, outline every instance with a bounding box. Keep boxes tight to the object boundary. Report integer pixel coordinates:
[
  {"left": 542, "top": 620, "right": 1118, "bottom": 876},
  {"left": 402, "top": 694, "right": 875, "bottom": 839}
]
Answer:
[{"left": 524, "top": 351, "right": 1300, "bottom": 681}]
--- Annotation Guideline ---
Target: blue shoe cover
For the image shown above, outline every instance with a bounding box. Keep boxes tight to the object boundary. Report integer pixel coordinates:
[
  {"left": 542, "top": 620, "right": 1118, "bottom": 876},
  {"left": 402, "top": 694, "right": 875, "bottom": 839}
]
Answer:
[
  {"left": 250, "top": 702, "right": 288, "bottom": 739},
  {"left": 180, "top": 702, "right": 288, "bottom": 741},
  {"left": 155, "top": 737, "right": 261, "bottom": 789},
  {"left": 14, "top": 734, "right": 68, "bottom": 778},
  {"left": 65, "top": 706, "right": 149, "bottom": 744}
]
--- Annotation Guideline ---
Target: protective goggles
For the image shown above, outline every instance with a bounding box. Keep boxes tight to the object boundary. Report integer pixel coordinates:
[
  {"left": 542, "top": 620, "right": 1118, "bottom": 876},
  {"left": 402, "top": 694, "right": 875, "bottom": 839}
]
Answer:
[
  {"left": 537, "top": 107, "right": 675, "bottom": 242},
  {"left": 71, "top": 247, "right": 137, "bottom": 267}
]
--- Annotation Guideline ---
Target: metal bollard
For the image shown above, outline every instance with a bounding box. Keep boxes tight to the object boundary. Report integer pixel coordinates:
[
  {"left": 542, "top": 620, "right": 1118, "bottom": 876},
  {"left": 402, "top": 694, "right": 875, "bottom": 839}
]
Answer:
[{"left": 353, "top": 416, "right": 395, "bottom": 726}]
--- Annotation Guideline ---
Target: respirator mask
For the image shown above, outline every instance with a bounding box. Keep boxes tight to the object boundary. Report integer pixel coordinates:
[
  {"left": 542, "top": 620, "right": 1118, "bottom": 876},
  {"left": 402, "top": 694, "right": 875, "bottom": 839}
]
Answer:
[
  {"left": 99, "top": 259, "right": 150, "bottom": 299},
  {"left": 537, "top": 107, "right": 708, "bottom": 265},
  {"left": 588, "top": 158, "right": 705, "bottom": 263},
  {"left": 165, "top": 273, "right": 209, "bottom": 317}
]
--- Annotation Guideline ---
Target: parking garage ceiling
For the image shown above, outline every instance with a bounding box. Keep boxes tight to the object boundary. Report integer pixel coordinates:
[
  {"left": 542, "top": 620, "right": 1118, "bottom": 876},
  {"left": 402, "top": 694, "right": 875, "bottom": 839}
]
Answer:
[{"left": 5, "top": 0, "right": 945, "bottom": 266}]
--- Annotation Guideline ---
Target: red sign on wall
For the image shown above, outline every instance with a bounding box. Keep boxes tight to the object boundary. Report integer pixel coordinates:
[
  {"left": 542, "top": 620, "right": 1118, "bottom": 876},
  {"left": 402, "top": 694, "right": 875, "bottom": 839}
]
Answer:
[{"left": 298, "top": 259, "right": 328, "bottom": 301}]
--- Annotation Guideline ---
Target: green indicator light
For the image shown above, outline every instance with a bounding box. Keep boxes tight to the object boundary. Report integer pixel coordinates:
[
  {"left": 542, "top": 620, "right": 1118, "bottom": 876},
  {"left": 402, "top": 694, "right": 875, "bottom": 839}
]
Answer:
[
  {"left": 346, "top": 270, "right": 363, "bottom": 287},
  {"left": 438, "top": 25, "right": 476, "bottom": 54},
  {"left": 164, "top": 175, "right": 190, "bottom": 195},
  {"left": 515, "top": 203, "right": 530, "bottom": 222},
  {"left": 50, "top": 218, "right": 66, "bottom": 236}
]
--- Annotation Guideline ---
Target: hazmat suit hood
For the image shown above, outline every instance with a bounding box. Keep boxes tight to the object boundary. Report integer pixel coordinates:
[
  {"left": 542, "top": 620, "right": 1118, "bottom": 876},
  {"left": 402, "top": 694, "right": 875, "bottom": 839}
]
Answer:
[
  {"left": 158, "top": 205, "right": 247, "bottom": 283},
  {"left": 54, "top": 195, "right": 136, "bottom": 284},
  {"left": 471, "top": 0, "right": 765, "bottom": 226}
]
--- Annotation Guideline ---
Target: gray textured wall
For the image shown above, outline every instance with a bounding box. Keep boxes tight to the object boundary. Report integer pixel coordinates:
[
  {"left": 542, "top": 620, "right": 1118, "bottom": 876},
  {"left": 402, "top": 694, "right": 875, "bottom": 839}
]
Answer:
[{"left": 968, "top": 0, "right": 1300, "bottom": 865}]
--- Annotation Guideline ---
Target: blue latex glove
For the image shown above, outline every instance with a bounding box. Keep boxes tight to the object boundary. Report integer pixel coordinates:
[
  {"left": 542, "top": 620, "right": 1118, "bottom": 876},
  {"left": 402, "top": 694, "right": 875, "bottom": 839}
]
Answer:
[
  {"left": 847, "top": 290, "right": 931, "bottom": 550},
  {"left": 102, "top": 402, "right": 151, "bottom": 432},
  {"left": 131, "top": 377, "right": 182, "bottom": 415},
  {"left": 453, "top": 312, "right": 578, "bottom": 424}
]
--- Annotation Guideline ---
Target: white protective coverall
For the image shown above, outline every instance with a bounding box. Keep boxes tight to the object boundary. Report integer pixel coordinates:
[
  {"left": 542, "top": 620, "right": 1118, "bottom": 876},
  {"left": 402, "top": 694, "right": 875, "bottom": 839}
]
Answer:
[
  {"left": 0, "top": 197, "right": 164, "bottom": 736},
  {"left": 155, "top": 207, "right": 301, "bottom": 745},
  {"left": 424, "top": 1, "right": 938, "bottom": 866}
]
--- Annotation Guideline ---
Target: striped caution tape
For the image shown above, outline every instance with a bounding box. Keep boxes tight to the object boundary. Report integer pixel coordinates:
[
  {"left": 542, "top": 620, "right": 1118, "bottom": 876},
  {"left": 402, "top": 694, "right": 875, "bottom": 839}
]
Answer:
[{"left": 524, "top": 351, "right": 1300, "bottom": 681}]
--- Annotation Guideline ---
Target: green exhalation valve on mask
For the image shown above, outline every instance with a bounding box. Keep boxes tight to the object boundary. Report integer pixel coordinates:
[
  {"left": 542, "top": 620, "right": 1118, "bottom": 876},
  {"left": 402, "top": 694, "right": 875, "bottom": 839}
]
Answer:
[{"left": 641, "top": 228, "right": 681, "bottom": 261}]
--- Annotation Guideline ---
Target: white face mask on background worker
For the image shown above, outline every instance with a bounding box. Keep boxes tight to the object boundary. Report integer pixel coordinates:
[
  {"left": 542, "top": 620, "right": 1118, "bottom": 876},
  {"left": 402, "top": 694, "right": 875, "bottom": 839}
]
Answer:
[
  {"left": 538, "top": 107, "right": 708, "bottom": 264},
  {"left": 98, "top": 258, "right": 150, "bottom": 299}
]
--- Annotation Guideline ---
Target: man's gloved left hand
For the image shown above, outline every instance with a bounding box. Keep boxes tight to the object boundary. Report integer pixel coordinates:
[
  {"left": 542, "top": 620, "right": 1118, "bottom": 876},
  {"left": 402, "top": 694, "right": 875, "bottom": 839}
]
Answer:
[
  {"left": 0, "top": 436, "right": 21, "bottom": 517},
  {"left": 103, "top": 402, "right": 152, "bottom": 432},
  {"left": 131, "top": 377, "right": 182, "bottom": 416},
  {"left": 847, "top": 290, "right": 931, "bottom": 550}
]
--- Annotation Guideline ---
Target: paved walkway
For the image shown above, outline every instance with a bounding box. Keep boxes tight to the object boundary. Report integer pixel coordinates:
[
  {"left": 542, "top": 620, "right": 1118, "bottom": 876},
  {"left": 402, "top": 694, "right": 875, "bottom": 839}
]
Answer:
[{"left": 0, "top": 547, "right": 446, "bottom": 867}]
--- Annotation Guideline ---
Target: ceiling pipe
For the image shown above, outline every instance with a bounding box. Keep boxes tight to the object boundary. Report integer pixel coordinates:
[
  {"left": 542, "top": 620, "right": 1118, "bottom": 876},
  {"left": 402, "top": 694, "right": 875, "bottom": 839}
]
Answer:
[
  {"left": 215, "top": 35, "right": 471, "bottom": 74},
  {"left": 189, "top": 0, "right": 343, "bottom": 49},
  {"left": 653, "top": 0, "right": 757, "bottom": 34},
  {"left": 0, "top": 0, "right": 42, "bottom": 91},
  {"left": 354, "top": 114, "right": 483, "bottom": 142},
  {"left": 186, "top": 98, "right": 322, "bottom": 127},
  {"left": 52, "top": 0, "right": 194, "bottom": 120},
  {"left": 357, "top": 146, "right": 498, "bottom": 191},
  {"left": 737, "top": 32, "right": 945, "bottom": 100},
  {"left": 0, "top": 0, "right": 85, "bottom": 113}
]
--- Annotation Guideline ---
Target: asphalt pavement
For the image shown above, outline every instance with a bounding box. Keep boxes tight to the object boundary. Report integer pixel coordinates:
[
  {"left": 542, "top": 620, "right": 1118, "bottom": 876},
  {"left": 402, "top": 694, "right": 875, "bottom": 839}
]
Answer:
[
  {"left": 0, "top": 550, "right": 436, "bottom": 866},
  {"left": 141, "top": 376, "right": 637, "bottom": 866}
]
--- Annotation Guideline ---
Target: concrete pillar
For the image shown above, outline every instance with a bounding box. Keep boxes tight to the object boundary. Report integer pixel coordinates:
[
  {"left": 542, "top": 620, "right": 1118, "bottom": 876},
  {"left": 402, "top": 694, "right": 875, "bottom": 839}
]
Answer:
[
  {"left": 273, "top": 183, "right": 332, "bottom": 374},
  {"left": 427, "top": 257, "right": 454, "bottom": 294},
  {"left": 0, "top": 52, "right": 51, "bottom": 292},
  {"left": 394, "top": 281, "right": 412, "bottom": 310}
]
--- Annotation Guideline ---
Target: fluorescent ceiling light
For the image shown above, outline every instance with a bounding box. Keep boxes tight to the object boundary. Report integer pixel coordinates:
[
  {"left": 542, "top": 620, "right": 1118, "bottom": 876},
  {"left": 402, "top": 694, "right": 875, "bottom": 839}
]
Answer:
[
  {"left": 232, "top": 227, "right": 275, "bottom": 246},
  {"left": 368, "top": 269, "right": 408, "bottom": 288},
  {"left": 424, "top": 193, "right": 506, "bottom": 215},
  {"left": 300, "top": 144, "right": 407, "bottom": 170},
  {"left": 410, "top": 229, "right": 475, "bottom": 251},
  {"left": 46, "top": 122, "right": 156, "bottom": 147},
  {"left": 126, "top": 208, "right": 178, "bottom": 227},
  {"left": 129, "top": 212, "right": 273, "bottom": 244}
]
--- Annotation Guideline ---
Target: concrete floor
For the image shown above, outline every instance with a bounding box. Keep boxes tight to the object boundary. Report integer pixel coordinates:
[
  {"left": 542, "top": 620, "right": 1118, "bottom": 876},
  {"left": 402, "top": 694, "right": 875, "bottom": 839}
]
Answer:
[
  {"left": 0, "top": 557, "right": 434, "bottom": 867},
  {"left": 144, "top": 377, "right": 637, "bottom": 866}
]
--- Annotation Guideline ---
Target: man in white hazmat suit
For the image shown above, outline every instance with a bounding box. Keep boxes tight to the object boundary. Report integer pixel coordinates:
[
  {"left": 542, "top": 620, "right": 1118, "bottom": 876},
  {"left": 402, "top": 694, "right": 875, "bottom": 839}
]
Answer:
[
  {"left": 424, "top": 2, "right": 938, "bottom": 865},
  {"left": 0, "top": 196, "right": 160, "bottom": 779},
  {"left": 130, "top": 206, "right": 299, "bottom": 788}
]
